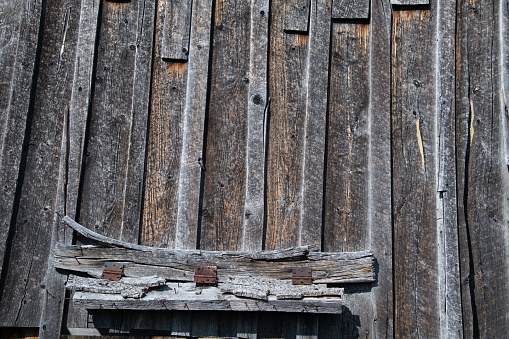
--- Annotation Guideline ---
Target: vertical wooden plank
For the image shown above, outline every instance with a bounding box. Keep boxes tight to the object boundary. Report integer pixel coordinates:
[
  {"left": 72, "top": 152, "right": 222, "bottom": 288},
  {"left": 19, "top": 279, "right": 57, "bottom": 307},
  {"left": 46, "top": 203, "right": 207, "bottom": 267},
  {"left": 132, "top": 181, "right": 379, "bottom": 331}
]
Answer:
[
  {"left": 323, "top": 20, "right": 371, "bottom": 339},
  {"left": 79, "top": 0, "right": 154, "bottom": 243},
  {"left": 324, "top": 23, "right": 370, "bottom": 253},
  {"left": 455, "top": 0, "right": 509, "bottom": 337},
  {"left": 241, "top": 0, "right": 269, "bottom": 252},
  {"left": 331, "top": 0, "right": 370, "bottom": 19},
  {"left": 161, "top": 0, "right": 192, "bottom": 61},
  {"left": 284, "top": 0, "right": 310, "bottom": 32},
  {"left": 266, "top": 0, "right": 309, "bottom": 250},
  {"left": 368, "top": 0, "right": 393, "bottom": 337},
  {"left": 173, "top": 0, "right": 213, "bottom": 250},
  {"left": 0, "top": 0, "right": 43, "bottom": 280},
  {"left": 141, "top": 6, "right": 188, "bottom": 247},
  {"left": 299, "top": 0, "right": 331, "bottom": 248},
  {"left": 392, "top": 7, "right": 439, "bottom": 338},
  {"left": 200, "top": 0, "right": 252, "bottom": 252},
  {"left": 435, "top": 0, "right": 463, "bottom": 337}
]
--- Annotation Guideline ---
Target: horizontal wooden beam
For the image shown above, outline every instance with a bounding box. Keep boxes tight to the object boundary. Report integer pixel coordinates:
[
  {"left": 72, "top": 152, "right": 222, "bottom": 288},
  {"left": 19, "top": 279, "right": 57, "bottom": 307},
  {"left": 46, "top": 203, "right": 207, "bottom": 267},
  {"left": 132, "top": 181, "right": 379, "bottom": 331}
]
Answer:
[{"left": 71, "top": 282, "right": 344, "bottom": 314}]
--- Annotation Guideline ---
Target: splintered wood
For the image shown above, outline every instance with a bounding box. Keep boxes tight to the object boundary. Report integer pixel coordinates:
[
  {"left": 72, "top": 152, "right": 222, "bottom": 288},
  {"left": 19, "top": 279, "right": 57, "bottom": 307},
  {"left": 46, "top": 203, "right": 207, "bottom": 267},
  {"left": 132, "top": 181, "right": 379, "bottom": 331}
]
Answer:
[{"left": 56, "top": 217, "right": 375, "bottom": 313}]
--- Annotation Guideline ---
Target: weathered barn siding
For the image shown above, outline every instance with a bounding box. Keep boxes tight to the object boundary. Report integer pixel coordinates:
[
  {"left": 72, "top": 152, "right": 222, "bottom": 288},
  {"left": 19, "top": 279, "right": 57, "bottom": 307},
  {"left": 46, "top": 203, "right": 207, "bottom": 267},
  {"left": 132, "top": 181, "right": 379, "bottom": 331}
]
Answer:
[{"left": 0, "top": 0, "right": 508, "bottom": 338}]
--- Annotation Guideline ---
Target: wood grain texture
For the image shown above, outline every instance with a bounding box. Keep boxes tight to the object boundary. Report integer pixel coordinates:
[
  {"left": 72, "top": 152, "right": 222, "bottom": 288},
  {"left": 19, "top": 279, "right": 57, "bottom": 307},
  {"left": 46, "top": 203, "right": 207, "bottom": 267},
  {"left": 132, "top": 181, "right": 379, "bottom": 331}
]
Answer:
[
  {"left": 79, "top": 0, "right": 153, "bottom": 243},
  {"left": 200, "top": 0, "right": 251, "bottom": 251},
  {"left": 283, "top": 0, "right": 309, "bottom": 32},
  {"left": 392, "top": 7, "right": 439, "bottom": 338},
  {"left": 242, "top": 0, "right": 269, "bottom": 251},
  {"left": 455, "top": 0, "right": 509, "bottom": 336},
  {"left": 324, "top": 23, "right": 369, "bottom": 253},
  {"left": 266, "top": 0, "right": 309, "bottom": 250},
  {"left": 299, "top": 0, "right": 331, "bottom": 248},
  {"left": 368, "top": 0, "right": 393, "bottom": 337},
  {"left": 161, "top": 0, "right": 192, "bottom": 61},
  {"left": 391, "top": 0, "right": 429, "bottom": 5},
  {"left": 0, "top": 0, "right": 43, "bottom": 282},
  {"left": 332, "top": 0, "right": 370, "bottom": 19},
  {"left": 173, "top": 0, "right": 213, "bottom": 250},
  {"left": 141, "top": 1, "right": 188, "bottom": 248},
  {"left": 435, "top": 0, "right": 463, "bottom": 337}
]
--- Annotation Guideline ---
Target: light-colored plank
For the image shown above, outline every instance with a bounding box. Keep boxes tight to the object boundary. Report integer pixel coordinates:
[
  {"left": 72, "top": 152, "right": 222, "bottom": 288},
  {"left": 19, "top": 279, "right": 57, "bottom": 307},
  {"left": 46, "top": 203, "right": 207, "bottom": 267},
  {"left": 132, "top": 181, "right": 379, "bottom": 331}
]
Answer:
[
  {"left": 284, "top": 0, "right": 310, "bottom": 32},
  {"left": 332, "top": 0, "right": 370, "bottom": 19},
  {"left": 161, "top": 0, "right": 192, "bottom": 60}
]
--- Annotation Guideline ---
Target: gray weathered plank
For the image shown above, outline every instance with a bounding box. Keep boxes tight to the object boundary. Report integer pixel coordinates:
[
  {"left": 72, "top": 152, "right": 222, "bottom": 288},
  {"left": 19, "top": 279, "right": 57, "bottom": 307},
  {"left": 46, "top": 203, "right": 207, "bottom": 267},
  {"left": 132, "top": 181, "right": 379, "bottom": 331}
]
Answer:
[
  {"left": 0, "top": 0, "right": 43, "bottom": 283},
  {"left": 299, "top": 0, "right": 331, "bottom": 248},
  {"left": 200, "top": 0, "right": 252, "bottom": 251},
  {"left": 435, "top": 0, "right": 463, "bottom": 337},
  {"left": 241, "top": 0, "right": 269, "bottom": 251},
  {"left": 72, "top": 285, "right": 344, "bottom": 314},
  {"left": 79, "top": 0, "right": 154, "bottom": 242},
  {"left": 368, "top": 0, "right": 394, "bottom": 337},
  {"left": 332, "top": 0, "right": 370, "bottom": 19},
  {"left": 391, "top": 0, "right": 429, "bottom": 5},
  {"left": 455, "top": 0, "right": 509, "bottom": 337},
  {"left": 392, "top": 7, "right": 440, "bottom": 338},
  {"left": 174, "top": 0, "right": 213, "bottom": 250},
  {"left": 161, "top": 0, "right": 192, "bottom": 61},
  {"left": 283, "top": 0, "right": 310, "bottom": 32}
]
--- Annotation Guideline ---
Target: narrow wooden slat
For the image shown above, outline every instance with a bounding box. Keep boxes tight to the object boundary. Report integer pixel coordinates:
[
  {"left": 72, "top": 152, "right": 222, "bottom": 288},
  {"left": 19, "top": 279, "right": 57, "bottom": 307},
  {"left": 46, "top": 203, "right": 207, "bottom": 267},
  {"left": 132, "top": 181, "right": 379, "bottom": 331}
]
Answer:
[
  {"left": 331, "top": 0, "right": 370, "bottom": 19},
  {"left": 0, "top": 0, "right": 43, "bottom": 281},
  {"left": 200, "top": 0, "right": 252, "bottom": 251},
  {"left": 435, "top": 0, "right": 463, "bottom": 337},
  {"left": 323, "top": 20, "right": 371, "bottom": 339},
  {"left": 368, "top": 0, "right": 393, "bottom": 337},
  {"left": 283, "top": 0, "right": 310, "bottom": 32},
  {"left": 266, "top": 0, "right": 309, "bottom": 250},
  {"left": 174, "top": 0, "right": 213, "bottom": 250},
  {"left": 79, "top": 0, "right": 153, "bottom": 242},
  {"left": 455, "top": 0, "right": 509, "bottom": 336},
  {"left": 65, "top": 0, "right": 101, "bottom": 221},
  {"left": 242, "top": 0, "right": 269, "bottom": 251},
  {"left": 391, "top": 0, "right": 429, "bottom": 5},
  {"left": 161, "top": 0, "right": 192, "bottom": 61},
  {"left": 299, "top": 0, "right": 331, "bottom": 248},
  {"left": 141, "top": 8, "right": 188, "bottom": 248},
  {"left": 72, "top": 289, "right": 344, "bottom": 314},
  {"left": 392, "top": 7, "right": 439, "bottom": 338},
  {"left": 324, "top": 23, "right": 369, "bottom": 253}
]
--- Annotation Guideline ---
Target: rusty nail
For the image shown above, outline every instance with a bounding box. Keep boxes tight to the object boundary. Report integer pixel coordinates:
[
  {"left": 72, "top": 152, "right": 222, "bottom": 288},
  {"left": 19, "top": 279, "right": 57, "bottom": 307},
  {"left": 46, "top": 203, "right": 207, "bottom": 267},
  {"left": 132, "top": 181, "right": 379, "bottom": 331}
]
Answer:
[{"left": 74, "top": 257, "right": 80, "bottom": 265}]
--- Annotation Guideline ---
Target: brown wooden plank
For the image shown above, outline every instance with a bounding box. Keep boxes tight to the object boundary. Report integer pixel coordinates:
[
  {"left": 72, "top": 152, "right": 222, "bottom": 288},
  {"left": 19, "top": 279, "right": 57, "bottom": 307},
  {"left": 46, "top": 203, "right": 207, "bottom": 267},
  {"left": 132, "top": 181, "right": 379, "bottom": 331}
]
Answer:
[
  {"left": 0, "top": 0, "right": 43, "bottom": 282},
  {"left": 435, "top": 0, "right": 463, "bottom": 336},
  {"left": 266, "top": 0, "right": 309, "bottom": 250},
  {"left": 323, "top": 20, "right": 371, "bottom": 339},
  {"left": 241, "top": 0, "right": 269, "bottom": 251},
  {"left": 161, "top": 0, "right": 192, "bottom": 61},
  {"left": 455, "top": 0, "right": 509, "bottom": 336},
  {"left": 368, "top": 0, "right": 394, "bottom": 337},
  {"left": 392, "top": 7, "right": 439, "bottom": 338},
  {"left": 141, "top": 5, "right": 188, "bottom": 248},
  {"left": 200, "top": 0, "right": 252, "bottom": 251},
  {"left": 331, "top": 0, "right": 370, "bottom": 19},
  {"left": 283, "top": 0, "right": 309, "bottom": 32},
  {"left": 324, "top": 23, "right": 369, "bottom": 253}
]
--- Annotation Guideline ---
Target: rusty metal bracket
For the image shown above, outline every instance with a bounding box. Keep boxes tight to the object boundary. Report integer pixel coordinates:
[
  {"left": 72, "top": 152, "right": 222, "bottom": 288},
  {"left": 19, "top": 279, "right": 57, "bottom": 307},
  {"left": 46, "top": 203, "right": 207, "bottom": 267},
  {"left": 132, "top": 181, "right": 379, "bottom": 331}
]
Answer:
[
  {"left": 194, "top": 265, "right": 217, "bottom": 285},
  {"left": 100, "top": 263, "right": 123, "bottom": 281},
  {"left": 292, "top": 267, "right": 312, "bottom": 285}
]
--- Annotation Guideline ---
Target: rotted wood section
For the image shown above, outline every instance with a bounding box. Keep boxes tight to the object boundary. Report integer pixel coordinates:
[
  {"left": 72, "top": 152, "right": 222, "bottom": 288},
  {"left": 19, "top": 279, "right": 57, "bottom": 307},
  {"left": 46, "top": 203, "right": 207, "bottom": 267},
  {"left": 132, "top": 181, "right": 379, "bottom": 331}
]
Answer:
[{"left": 55, "top": 217, "right": 375, "bottom": 314}]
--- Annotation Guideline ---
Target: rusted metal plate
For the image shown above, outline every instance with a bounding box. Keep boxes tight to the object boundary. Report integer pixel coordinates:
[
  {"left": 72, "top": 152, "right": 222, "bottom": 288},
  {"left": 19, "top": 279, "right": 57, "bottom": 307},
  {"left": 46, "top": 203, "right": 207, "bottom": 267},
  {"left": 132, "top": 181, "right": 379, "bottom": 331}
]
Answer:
[
  {"left": 194, "top": 265, "right": 217, "bottom": 285},
  {"left": 292, "top": 267, "right": 312, "bottom": 285},
  {"left": 100, "top": 263, "right": 123, "bottom": 281}
]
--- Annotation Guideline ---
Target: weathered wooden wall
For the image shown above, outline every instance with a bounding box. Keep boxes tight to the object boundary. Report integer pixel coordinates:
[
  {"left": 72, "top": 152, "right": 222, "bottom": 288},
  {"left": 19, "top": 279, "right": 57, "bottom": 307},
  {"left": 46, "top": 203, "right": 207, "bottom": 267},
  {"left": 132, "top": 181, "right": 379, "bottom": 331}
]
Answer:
[{"left": 0, "top": 0, "right": 508, "bottom": 337}]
